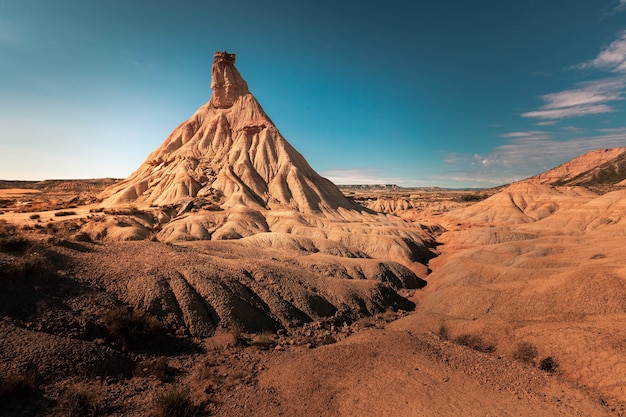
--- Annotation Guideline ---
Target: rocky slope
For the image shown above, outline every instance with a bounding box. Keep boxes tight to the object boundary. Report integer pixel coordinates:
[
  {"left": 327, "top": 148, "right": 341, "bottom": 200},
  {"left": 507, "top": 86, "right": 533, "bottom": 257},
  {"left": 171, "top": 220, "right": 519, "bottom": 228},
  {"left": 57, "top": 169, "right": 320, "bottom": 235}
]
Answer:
[
  {"left": 407, "top": 149, "right": 626, "bottom": 402},
  {"left": 529, "top": 147, "right": 626, "bottom": 189}
]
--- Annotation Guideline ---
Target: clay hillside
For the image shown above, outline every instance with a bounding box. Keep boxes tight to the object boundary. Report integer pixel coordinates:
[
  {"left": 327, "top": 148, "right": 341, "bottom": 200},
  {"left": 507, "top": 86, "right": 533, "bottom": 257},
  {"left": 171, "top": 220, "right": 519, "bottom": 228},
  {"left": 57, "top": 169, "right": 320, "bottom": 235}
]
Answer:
[
  {"left": 2, "top": 51, "right": 626, "bottom": 416},
  {"left": 530, "top": 147, "right": 626, "bottom": 189},
  {"left": 99, "top": 52, "right": 353, "bottom": 214}
]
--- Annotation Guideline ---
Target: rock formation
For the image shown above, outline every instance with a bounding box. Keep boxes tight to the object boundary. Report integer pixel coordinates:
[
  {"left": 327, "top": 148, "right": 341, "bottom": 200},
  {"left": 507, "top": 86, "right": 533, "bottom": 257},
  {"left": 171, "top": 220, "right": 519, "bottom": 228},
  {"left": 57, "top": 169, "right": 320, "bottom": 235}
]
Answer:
[
  {"left": 99, "top": 51, "right": 357, "bottom": 214},
  {"left": 91, "top": 51, "right": 437, "bottom": 274}
]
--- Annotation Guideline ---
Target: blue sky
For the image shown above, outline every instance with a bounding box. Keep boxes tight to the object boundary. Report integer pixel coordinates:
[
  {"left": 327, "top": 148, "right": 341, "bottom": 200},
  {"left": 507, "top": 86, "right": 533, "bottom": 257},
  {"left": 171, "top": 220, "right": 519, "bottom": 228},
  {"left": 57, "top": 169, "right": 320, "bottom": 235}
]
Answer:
[{"left": 1, "top": 0, "right": 626, "bottom": 188}]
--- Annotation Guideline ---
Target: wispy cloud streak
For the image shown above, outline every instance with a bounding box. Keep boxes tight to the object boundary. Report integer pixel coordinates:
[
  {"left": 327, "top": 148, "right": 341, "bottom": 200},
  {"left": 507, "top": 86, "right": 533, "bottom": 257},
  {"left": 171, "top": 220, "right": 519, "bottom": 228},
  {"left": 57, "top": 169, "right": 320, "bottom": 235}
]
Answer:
[
  {"left": 576, "top": 30, "right": 626, "bottom": 72},
  {"left": 522, "top": 30, "right": 626, "bottom": 121},
  {"left": 522, "top": 78, "right": 625, "bottom": 120},
  {"left": 613, "top": 0, "right": 626, "bottom": 14},
  {"left": 439, "top": 130, "right": 626, "bottom": 186}
]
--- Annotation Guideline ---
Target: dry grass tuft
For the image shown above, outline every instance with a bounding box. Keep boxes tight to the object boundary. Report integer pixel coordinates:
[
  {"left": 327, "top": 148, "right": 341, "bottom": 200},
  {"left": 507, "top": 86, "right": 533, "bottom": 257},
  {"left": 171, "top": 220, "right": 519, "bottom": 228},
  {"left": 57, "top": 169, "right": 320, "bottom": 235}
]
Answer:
[
  {"left": 252, "top": 332, "right": 275, "bottom": 350},
  {"left": 0, "top": 370, "right": 39, "bottom": 399},
  {"left": 133, "top": 357, "right": 170, "bottom": 381},
  {"left": 437, "top": 322, "right": 450, "bottom": 340},
  {"left": 512, "top": 341, "right": 538, "bottom": 365},
  {"left": 454, "top": 334, "right": 496, "bottom": 353},
  {"left": 153, "top": 388, "right": 198, "bottom": 417},
  {"left": 103, "top": 307, "right": 164, "bottom": 350},
  {"left": 58, "top": 385, "right": 101, "bottom": 417},
  {"left": 354, "top": 316, "right": 376, "bottom": 328}
]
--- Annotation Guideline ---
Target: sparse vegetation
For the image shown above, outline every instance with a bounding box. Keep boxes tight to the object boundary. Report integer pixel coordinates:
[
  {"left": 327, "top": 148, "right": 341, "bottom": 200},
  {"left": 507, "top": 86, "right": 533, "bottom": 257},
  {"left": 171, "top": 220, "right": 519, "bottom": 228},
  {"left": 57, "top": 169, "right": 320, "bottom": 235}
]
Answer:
[
  {"left": 354, "top": 316, "right": 376, "bottom": 328},
  {"left": 0, "top": 235, "right": 31, "bottom": 252},
  {"left": 133, "top": 357, "right": 170, "bottom": 381},
  {"left": 252, "top": 332, "right": 275, "bottom": 350},
  {"left": 513, "top": 341, "right": 538, "bottom": 364},
  {"left": 438, "top": 322, "right": 450, "bottom": 340},
  {"left": 54, "top": 210, "right": 77, "bottom": 217},
  {"left": 229, "top": 323, "right": 244, "bottom": 346},
  {"left": 454, "top": 334, "right": 496, "bottom": 353},
  {"left": 0, "top": 371, "right": 39, "bottom": 399},
  {"left": 58, "top": 386, "right": 100, "bottom": 417},
  {"left": 153, "top": 388, "right": 198, "bottom": 417},
  {"left": 457, "top": 193, "right": 487, "bottom": 202},
  {"left": 29, "top": 213, "right": 40, "bottom": 220},
  {"left": 318, "top": 334, "right": 337, "bottom": 346},
  {"left": 103, "top": 307, "right": 164, "bottom": 350},
  {"left": 539, "top": 356, "right": 559, "bottom": 373}
]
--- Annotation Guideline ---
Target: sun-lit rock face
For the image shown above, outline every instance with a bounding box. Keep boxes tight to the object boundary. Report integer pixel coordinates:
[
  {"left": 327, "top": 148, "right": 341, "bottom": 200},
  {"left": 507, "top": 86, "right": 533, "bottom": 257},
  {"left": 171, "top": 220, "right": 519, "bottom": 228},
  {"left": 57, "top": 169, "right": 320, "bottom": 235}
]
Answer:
[
  {"left": 209, "top": 51, "right": 249, "bottom": 108},
  {"left": 94, "top": 51, "right": 438, "bottom": 274},
  {"left": 98, "top": 51, "right": 356, "bottom": 214}
]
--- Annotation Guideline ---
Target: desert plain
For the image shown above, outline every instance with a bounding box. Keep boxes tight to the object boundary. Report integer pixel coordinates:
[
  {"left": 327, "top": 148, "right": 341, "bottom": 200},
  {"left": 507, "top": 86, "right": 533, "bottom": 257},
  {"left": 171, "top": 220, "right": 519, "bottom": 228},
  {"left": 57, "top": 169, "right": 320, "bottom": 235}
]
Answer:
[{"left": 1, "top": 52, "right": 626, "bottom": 417}]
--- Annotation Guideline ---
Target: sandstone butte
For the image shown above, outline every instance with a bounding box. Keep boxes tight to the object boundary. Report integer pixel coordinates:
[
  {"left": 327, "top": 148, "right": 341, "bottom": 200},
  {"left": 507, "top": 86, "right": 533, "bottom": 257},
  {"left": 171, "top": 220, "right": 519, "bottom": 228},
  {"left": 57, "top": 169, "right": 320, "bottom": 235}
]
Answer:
[{"left": 90, "top": 51, "right": 436, "bottom": 275}]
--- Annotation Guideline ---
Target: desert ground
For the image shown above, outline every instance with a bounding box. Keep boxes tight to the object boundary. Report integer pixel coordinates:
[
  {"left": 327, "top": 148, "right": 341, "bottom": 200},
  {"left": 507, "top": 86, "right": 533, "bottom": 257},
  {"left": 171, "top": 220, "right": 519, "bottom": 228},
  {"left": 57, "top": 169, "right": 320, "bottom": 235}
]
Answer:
[
  {"left": 1, "top": 176, "right": 626, "bottom": 417},
  {"left": 2, "top": 51, "right": 626, "bottom": 416}
]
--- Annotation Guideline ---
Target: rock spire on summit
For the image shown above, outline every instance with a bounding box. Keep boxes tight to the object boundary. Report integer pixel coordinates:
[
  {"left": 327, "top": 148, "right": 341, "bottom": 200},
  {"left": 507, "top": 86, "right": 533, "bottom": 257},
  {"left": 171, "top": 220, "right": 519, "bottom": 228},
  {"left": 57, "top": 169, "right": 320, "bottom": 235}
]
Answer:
[{"left": 210, "top": 50, "right": 249, "bottom": 108}]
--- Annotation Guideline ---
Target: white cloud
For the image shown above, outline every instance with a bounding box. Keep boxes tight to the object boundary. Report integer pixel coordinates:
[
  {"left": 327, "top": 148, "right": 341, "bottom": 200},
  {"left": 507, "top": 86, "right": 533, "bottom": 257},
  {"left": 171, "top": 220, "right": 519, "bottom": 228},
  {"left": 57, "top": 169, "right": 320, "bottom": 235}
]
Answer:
[
  {"left": 613, "top": 0, "right": 626, "bottom": 13},
  {"left": 490, "top": 133, "right": 626, "bottom": 171},
  {"left": 535, "top": 120, "right": 558, "bottom": 126},
  {"left": 577, "top": 30, "right": 626, "bottom": 72},
  {"left": 522, "top": 77, "right": 625, "bottom": 120},
  {"left": 439, "top": 130, "right": 626, "bottom": 186},
  {"left": 501, "top": 131, "right": 546, "bottom": 138}
]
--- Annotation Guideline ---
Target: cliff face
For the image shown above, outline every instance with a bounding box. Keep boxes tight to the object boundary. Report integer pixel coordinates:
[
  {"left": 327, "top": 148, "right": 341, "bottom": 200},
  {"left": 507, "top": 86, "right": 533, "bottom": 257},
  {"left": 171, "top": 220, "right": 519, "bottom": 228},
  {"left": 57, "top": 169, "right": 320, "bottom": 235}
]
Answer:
[{"left": 99, "top": 51, "right": 356, "bottom": 214}]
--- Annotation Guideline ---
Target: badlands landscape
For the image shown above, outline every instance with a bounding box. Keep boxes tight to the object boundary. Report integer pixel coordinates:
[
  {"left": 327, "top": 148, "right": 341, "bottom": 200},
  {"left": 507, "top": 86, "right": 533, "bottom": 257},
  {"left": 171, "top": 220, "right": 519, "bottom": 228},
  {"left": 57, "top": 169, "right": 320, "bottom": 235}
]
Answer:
[{"left": 1, "top": 52, "right": 626, "bottom": 416}]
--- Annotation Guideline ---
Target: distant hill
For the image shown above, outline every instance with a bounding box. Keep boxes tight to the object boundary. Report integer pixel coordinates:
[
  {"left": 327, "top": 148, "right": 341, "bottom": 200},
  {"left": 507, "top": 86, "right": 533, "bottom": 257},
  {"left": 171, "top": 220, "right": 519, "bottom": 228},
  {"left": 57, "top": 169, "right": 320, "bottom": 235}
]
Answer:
[
  {"left": 0, "top": 178, "right": 120, "bottom": 192},
  {"left": 529, "top": 147, "right": 626, "bottom": 191}
]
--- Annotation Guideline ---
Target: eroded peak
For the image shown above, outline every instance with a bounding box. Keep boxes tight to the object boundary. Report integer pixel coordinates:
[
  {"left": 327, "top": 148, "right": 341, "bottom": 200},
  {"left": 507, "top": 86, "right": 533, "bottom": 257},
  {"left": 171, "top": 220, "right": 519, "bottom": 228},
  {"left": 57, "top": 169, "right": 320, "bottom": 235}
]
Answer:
[{"left": 210, "top": 51, "right": 249, "bottom": 108}]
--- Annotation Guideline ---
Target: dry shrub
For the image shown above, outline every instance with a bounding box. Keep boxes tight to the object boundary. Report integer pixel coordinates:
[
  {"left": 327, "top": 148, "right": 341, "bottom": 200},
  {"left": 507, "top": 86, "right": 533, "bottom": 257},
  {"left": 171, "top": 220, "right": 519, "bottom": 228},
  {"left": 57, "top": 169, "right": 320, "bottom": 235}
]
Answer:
[
  {"left": 0, "top": 219, "right": 16, "bottom": 236},
  {"left": 0, "top": 251, "right": 48, "bottom": 280},
  {"left": 454, "top": 334, "right": 495, "bottom": 353},
  {"left": 354, "top": 316, "right": 375, "bottom": 328},
  {"left": 513, "top": 341, "right": 538, "bottom": 364},
  {"left": 0, "top": 370, "right": 39, "bottom": 399},
  {"left": 58, "top": 386, "right": 100, "bottom": 417},
  {"left": 103, "top": 307, "right": 164, "bottom": 350},
  {"left": 54, "top": 211, "right": 77, "bottom": 217},
  {"left": 229, "top": 323, "right": 244, "bottom": 346},
  {"left": 539, "top": 356, "right": 559, "bottom": 373},
  {"left": 153, "top": 388, "right": 198, "bottom": 417},
  {"left": 318, "top": 334, "right": 337, "bottom": 346},
  {"left": 438, "top": 322, "right": 450, "bottom": 340},
  {"left": 0, "top": 235, "right": 31, "bottom": 253},
  {"left": 133, "top": 357, "right": 170, "bottom": 381},
  {"left": 252, "top": 332, "right": 275, "bottom": 350}
]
